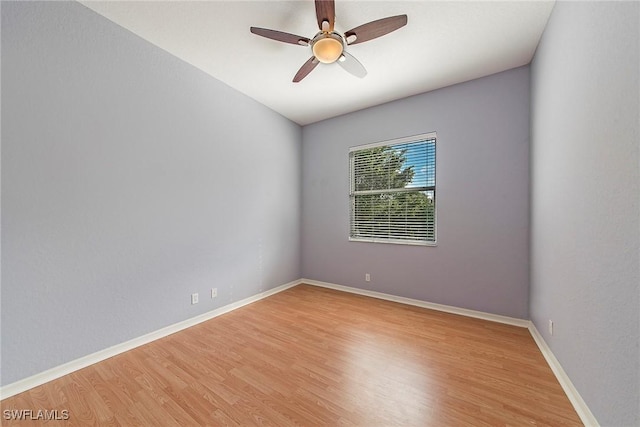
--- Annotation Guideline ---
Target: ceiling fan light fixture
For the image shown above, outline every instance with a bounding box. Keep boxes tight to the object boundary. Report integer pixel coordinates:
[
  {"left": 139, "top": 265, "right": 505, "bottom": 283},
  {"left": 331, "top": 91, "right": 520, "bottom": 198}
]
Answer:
[
  {"left": 250, "top": 3, "right": 408, "bottom": 82},
  {"left": 312, "top": 35, "right": 344, "bottom": 63}
]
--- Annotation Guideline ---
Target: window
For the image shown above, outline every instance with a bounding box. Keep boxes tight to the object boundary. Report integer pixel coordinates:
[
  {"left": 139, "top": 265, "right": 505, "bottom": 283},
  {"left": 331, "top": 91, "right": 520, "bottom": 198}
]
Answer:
[{"left": 349, "top": 133, "right": 436, "bottom": 245}]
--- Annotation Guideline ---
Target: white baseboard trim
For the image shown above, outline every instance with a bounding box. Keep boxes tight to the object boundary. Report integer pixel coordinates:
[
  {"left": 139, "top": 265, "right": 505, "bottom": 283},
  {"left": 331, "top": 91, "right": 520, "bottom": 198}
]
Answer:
[
  {"left": 1, "top": 277, "right": 598, "bottom": 427},
  {"left": 528, "top": 322, "right": 599, "bottom": 427},
  {"left": 301, "top": 278, "right": 530, "bottom": 328},
  {"left": 0, "top": 279, "right": 301, "bottom": 400}
]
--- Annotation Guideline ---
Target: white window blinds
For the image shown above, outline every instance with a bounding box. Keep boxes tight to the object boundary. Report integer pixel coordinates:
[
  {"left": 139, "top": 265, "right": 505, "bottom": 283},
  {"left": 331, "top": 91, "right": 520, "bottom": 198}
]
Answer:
[{"left": 349, "top": 133, "right": 436, "bottom": 245}]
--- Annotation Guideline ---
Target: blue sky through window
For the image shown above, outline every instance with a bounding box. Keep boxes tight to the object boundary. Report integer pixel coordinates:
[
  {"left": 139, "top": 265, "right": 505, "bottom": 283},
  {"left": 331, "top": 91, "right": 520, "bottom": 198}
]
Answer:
[{"left": 394, "top": 139, "right": 435, "bottom": 189}]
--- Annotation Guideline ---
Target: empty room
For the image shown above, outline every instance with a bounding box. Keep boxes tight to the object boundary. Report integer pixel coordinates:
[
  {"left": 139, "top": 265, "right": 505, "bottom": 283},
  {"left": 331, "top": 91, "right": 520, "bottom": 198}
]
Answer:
[{"left": 1, "top": 0, "right": 638, "bottom": 426}]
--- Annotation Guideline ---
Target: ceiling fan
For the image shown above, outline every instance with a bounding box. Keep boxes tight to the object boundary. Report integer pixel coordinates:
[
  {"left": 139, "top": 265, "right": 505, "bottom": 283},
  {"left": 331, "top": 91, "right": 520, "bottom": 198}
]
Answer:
[{"left": 250, "top": 0, "right": 407, "bottom": 83}]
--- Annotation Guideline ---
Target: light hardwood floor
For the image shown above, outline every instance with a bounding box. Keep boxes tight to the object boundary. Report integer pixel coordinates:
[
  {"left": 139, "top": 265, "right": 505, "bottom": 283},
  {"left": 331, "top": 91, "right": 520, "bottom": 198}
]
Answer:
[{"left": 1, "top": 284, "right": 582, "bottom": 426}]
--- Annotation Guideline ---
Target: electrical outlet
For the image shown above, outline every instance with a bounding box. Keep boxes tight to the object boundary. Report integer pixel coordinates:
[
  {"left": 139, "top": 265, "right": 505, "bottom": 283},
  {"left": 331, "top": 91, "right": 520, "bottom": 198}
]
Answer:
[
  {"left": 549, "top": 319, "right": 554, "bottom": 335},
  {"left": 211, "top": 288, "right": 218, "bottom": 299},
  {"left": 191, "top": 293, "right": 199, "bottom": 305},
  {"left": 365, "top": 273, "right": 371, "bottom": 282}
]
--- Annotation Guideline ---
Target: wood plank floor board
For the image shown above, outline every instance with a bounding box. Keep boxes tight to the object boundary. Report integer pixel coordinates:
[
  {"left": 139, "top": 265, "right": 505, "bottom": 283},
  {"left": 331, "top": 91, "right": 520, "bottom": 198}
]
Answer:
[{"left": 1, "top": 284, "right": 583, "bottom": 426}]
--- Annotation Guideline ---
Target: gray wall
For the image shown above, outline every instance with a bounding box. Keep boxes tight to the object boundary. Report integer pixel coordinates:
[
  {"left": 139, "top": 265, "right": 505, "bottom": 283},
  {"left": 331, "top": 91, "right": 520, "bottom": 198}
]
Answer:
[
  {"left": 302, "top": 66, "right": 530, "bottom": 319},
  {"left": 1, "top": 1, "right": 301, "bottom": 386},
  {"left": 530, "top": 2, "right": 639, "bottom": 426}
]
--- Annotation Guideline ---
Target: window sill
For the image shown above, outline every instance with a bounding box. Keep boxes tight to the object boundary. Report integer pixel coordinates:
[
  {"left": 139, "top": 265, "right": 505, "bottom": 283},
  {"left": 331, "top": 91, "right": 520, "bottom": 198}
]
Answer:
[{"left": 349, "top": 237, "right": 437, "bottom": 247}]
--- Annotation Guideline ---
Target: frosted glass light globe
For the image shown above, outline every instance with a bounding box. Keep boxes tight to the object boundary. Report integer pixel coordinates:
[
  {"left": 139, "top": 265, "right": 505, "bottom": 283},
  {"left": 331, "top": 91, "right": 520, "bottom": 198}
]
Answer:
[{"left": 312, "top": 37, "right": 344, "bottom": 64}]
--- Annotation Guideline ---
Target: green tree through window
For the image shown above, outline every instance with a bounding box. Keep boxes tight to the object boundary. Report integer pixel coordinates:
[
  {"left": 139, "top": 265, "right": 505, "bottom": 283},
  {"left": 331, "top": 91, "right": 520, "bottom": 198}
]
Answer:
[{"left": 350, "top": 135, "right": 436, "bottom": 244}]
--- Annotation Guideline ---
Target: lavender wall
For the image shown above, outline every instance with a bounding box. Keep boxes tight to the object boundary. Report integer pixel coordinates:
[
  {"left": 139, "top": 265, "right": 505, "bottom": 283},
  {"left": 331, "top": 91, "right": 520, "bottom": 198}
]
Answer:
[
  {"left": 530, "top": 2, "right": 640, "bottom": 425},
  {"left": 301, "top": 66, "right": 530, "bottom": 319},
  {"left": 1, "top": 2, "right": 301, "bottom": 386}
]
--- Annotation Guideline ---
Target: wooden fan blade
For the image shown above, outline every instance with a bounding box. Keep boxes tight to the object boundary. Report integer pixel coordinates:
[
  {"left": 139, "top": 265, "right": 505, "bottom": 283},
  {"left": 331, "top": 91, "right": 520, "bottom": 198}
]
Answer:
[
  {"left": 293, "top": 57, "right": 320, "bottom": 82},
  {"left": 344, "top": 15, "right": 408, "bottom": 45},
  {"left": 315, "top": 0, "right": 335, "bottom": 32},
  {"left": 337, "top": 51, "right": 367, "bottom": 78},
  {"left": 250, "top": 27, "right": 310, "bottom": 46}
]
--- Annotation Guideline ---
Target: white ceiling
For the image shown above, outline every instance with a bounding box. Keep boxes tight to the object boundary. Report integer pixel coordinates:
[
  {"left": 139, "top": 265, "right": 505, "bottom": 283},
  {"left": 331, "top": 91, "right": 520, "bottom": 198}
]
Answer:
[{"left": 80, "top": 0, "right": 555, "bottom": 125}]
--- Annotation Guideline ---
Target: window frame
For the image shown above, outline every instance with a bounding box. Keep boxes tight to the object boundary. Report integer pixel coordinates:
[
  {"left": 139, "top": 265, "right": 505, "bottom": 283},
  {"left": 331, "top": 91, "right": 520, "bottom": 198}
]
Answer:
[{"left": 348, "top": 132, "right": 437, "bottom": 246}]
